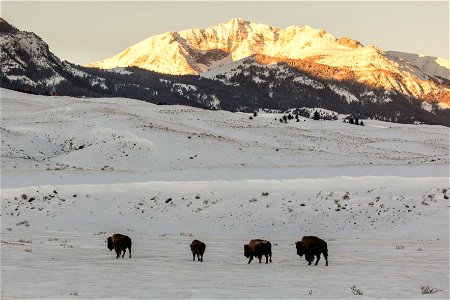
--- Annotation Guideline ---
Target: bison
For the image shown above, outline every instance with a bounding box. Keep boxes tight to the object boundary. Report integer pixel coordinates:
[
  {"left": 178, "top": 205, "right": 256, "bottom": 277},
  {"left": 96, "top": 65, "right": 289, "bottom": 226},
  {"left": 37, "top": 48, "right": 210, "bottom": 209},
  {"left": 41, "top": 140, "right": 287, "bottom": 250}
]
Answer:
[
  {"left": 244, "top": 239, "right": 272, "bottom": 264},
  {"left": 295, "top": 236, "right": 328, "bottom": 266},
  {"left": 107, "top": 233, "right": 132, "bottom": 258},
  {"left": 190, "top": 239, "right": 206, "bottom": 262}
]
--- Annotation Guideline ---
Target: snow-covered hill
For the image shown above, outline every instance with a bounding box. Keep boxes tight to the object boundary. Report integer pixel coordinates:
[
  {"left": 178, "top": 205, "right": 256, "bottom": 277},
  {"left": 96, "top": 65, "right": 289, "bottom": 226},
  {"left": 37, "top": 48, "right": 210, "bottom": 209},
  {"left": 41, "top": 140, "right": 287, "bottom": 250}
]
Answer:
[
  {"left": 87, "top": 18, "right": 450, "bottom": 106},
  {"left": 1, "top": 88, "right": 448, "bottom": 186},
  {"left": 1, "top": 89, "right": 449, "bottom": 298}
]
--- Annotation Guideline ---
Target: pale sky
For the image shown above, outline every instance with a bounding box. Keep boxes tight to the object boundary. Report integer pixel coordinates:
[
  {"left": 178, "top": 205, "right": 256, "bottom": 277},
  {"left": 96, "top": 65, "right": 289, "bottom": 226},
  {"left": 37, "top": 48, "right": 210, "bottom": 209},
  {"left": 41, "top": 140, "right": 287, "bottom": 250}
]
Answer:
[{"left": 1, "top": 1, "right": 449, "bottom": 65}]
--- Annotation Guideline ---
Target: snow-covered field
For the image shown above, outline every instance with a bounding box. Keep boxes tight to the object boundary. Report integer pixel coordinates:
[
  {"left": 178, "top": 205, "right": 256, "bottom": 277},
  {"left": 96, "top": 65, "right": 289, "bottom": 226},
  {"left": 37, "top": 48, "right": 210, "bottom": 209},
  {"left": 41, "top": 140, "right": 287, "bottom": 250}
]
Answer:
[{"left": 1, "top": 88, "right": 449, "bottom": 299}]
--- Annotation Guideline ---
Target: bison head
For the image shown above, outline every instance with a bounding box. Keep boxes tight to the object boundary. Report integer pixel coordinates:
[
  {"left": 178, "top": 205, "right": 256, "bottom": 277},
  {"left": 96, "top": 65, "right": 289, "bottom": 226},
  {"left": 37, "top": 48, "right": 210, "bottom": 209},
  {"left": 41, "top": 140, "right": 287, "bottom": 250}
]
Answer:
[
  {"left": 295, "top": 241, "right": 305, "bottom": 257},
  {"left": 107, "top": 237, "right": 114, "bottom": 251},
  {"left": 244, "top": 244, "right": 250, "bottom": 258}
]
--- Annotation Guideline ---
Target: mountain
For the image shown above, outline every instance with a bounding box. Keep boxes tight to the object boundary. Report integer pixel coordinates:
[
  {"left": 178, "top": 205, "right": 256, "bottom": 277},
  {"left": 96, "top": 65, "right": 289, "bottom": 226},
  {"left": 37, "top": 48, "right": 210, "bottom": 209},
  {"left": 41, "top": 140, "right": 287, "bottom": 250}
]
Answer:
[
  {"left": 87, "top": 18, "right": 450, "bottom": 107},
  {"left": 0, "top": 17, "right": 66, "bottom": 91},
  {"left": 0, "top": 18, "right": 112, "bottom": 95},
  {"left": 1, "top": 18, "right": 449, "bottom": 126}
]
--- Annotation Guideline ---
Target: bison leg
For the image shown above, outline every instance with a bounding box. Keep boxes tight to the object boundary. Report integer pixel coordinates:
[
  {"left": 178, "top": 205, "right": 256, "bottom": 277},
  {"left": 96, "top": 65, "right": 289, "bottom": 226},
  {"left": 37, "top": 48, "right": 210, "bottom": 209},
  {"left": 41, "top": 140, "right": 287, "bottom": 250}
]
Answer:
[
  {"left": 128, "top": 246, "right": 131, "bottom": 258},
  {"left": 315, "top": 253, "right": 320, "bottom": 265},
  {"left": 122, "top": 249, "right": 126, "bottom": 258},
  {"left": 258, "top": 255, "right": 262, "bottom": 263},
  {"left": 192, "top": 252, "right": 196, "bottom": 261},
  {"left": 265, "top": 254, "right": 269, "bottom": 264},
  {"left": 197, "top": 254, "right": 201, "bottom": 262},
  {"left": 115, "top": 249, "right": 121, "bottom": 259},
  {"left": 269, "top": 253, "right": 272, "bottom": 263},
  {"left": 248, "top": 255, "right": 253, "bottom": 264},
  {"left": 200, "top": 254, "right": 203, "bottom": 262}
]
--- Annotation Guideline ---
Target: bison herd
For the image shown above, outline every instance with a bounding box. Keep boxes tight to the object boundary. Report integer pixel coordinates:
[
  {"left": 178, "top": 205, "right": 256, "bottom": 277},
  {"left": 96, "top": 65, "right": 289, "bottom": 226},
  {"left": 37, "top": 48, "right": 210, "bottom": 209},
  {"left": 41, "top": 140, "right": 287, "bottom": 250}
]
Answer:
[{"left": 107, "top": 234, "right": 328, "bottom": 266}]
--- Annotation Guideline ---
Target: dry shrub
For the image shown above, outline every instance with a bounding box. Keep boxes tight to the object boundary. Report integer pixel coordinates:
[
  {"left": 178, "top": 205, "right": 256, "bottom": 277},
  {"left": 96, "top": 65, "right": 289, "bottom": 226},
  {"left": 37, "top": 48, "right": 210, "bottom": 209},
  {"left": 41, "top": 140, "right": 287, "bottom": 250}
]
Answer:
[
  {"left": 420, "top": 285, "right": 441, "bottom": 294},
  {"left": 350, "top": 285, "right": 363, "bottom": 295}
]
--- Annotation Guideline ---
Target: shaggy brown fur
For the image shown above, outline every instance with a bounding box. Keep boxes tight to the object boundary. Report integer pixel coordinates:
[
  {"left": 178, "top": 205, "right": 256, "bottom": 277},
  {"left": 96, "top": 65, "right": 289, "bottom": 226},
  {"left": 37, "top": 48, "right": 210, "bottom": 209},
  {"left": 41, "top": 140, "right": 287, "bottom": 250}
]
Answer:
[
  {"left": 244, "top": 239, "right": 272, "bottom": 264},
  {"left": 190, "top": 239, "right": 206, "bottom": 262},
  {"left": 295, "top": 236, "right": 328, "bottom": 266},
  {"left": 107, "top": 233, "right": 132, "bottom": 259}
]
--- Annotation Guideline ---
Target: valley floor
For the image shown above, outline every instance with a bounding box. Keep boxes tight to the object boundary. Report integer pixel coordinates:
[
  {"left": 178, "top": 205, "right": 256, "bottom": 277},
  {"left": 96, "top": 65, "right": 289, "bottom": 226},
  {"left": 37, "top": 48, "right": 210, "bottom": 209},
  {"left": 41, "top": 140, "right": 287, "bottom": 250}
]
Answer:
[
  {"left": 1, "top": 89, "right": 449, "bottom": 298},
  {"left": 1, "top": 177, "right": 449, "bottom": 299},
  {"left": 1, "top": 231, "right": 448, "bottom": 299}
]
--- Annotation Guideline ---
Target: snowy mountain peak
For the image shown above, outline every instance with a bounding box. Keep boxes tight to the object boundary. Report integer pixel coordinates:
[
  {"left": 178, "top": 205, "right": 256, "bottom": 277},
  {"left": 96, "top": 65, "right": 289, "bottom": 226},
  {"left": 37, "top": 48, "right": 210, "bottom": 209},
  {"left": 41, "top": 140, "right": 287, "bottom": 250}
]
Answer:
[
  {"left": 86, "top": 18, "right": 449, "bottom": 106},
  {"left": 226, "top": 17, "right": 248, "bottom": 26},
  {"left": 86, "top": 18, "right": 353, "bottom": 74}
]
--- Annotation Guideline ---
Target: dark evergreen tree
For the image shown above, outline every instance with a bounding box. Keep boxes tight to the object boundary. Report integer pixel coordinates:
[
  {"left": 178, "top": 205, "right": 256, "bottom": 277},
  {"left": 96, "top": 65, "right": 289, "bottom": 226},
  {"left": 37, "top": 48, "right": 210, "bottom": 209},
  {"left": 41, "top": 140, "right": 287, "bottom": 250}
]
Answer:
[{"left": 313, "top": 111, "right": 320, "bottom": 120}]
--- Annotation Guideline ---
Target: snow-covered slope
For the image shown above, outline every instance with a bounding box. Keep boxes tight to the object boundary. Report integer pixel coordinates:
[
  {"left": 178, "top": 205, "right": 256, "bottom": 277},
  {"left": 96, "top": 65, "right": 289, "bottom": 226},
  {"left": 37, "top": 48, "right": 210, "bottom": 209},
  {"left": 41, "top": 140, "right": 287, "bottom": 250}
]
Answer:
[
  {"left": 388, "top": 51, "right": 450, "bottom": 80},
  {"left": 2, "top": 88, "right": 448, "bottom": 186},
  {"left": 87, "top": 18, "right": 450, "bottom": 105},
  {"left": 1, "top": 89, "right": 449, "bottom": 298}
]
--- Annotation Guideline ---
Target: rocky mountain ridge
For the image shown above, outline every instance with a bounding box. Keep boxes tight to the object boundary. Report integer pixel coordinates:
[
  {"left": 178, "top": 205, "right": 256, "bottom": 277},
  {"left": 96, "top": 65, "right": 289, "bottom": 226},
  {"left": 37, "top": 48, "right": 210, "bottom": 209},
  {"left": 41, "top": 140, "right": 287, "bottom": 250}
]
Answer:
[{"left": 0, "top": 18, "right": 109, "bottom": 94}]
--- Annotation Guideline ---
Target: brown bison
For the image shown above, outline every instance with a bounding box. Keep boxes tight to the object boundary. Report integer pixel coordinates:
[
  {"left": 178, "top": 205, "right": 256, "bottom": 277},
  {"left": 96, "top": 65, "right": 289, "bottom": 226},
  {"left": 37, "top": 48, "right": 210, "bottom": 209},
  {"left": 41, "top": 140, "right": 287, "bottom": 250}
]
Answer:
[
  {"left": 295, "top": 236, "right": 328, "bottom": 266},
  {"left": 190, "top": 239, "right": 206, "bottom": 262},
  {"left": 244, "top": 239, "right": 272, "bottom": 264},
  {"left": 107, "top": 233, "right": 132, "bottom": 258}
]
